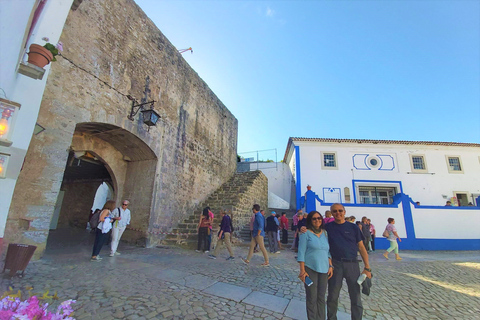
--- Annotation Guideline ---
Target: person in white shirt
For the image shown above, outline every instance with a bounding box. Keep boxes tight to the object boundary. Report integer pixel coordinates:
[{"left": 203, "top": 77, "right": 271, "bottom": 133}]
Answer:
[{"left": 110, "top": 200, "right": 131, "bottom": 256}]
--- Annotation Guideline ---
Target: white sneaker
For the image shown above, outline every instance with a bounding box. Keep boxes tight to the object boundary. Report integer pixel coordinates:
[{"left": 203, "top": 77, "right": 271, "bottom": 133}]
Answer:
[
  {"left": 109, "top": 253, "right": 115, "bottom": 257},
  {"left": 115, "top": 252, "right": 121, "bottom": 255}
]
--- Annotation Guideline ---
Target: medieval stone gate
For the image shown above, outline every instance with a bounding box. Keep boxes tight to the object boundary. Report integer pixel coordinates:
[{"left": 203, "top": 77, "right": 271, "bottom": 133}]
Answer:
[{"left": 3, "top": 0, "right": 238, "bottom": 259}]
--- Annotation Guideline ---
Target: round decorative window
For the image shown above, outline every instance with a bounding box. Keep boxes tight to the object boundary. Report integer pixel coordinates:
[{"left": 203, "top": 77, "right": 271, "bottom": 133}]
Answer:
[{"left": 367, "top": 156, "right": 380, "bottom": 169}]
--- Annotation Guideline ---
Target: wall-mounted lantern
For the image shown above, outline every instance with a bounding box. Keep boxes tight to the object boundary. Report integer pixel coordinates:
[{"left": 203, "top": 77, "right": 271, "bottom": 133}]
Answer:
[
  {"left": 0, "top": 98, "right": 21, "bottom": 147},
  {"left": 0, "top": 153, "right": 10, "bottom": 179},
  {"left": 127, "top": 96, "right": 160, "bottom": 127}
]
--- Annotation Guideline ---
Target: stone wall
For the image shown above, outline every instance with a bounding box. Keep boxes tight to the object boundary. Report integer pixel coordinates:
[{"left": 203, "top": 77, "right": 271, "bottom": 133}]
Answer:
[
  {"left": 3, "top": 0, "right": 237, "bottom": 258},
  {"left": 56, "top": 181, "right": 101, "bottom": 229},
  {"left": 162, "top": 171, "right": 268, "bottom": 249}
]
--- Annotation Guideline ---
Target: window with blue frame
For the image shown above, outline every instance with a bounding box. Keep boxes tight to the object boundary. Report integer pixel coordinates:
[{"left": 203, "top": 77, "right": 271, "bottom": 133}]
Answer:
[{"left": 358, "top": 186, "right": 397, "bottom": 204}]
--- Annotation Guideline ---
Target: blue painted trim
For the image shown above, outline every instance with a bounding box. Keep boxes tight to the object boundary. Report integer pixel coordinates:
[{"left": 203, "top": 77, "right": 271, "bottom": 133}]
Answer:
[
  {"left": 374, "top": 238, "right": 480, "bottom": 251},
  {"left": 352, "top": 179, "right": 404, "bottom": 197},
  {"left": 295, "top": 146, "right": 302, "bottom": 210},
  {"left": 363, "top": 156, "right": 371, "bottom": 171},
  {"left": 322, "top": 191, "right": 480, "bottom": 251},
  {"left": 377, "top": 155, "right": 384, "bottom": 170},
  {"left": 322, "top": 188, "right": 342, "bottom": 203},
  {"left": 398, "top": 193, "right": 416, "bottom": 240},
  {"left": 377, "top": 154, "right": 395, "bottom": 171},
  {"left": 352, "top": 154, "right": 370, "bottom": 170}
]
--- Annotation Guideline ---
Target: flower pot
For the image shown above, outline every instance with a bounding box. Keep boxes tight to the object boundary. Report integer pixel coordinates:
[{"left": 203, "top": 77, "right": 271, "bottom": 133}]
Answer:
[{"left": 27, "top": 44, "right": 53, "bottom": 68}]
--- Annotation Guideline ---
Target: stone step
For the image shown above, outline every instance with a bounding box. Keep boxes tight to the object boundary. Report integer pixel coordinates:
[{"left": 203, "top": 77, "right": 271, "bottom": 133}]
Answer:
[{"left": 164, "top": 170, "right": 268, "bottom": 249}]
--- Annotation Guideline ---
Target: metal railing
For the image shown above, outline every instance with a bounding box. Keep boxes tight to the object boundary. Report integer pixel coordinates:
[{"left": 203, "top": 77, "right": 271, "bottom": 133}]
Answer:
[{"left": 237, "top": 148, "right": 277, "bottom": 172}]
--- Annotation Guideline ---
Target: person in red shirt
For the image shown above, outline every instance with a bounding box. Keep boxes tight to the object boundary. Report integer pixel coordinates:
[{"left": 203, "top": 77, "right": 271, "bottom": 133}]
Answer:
[{"left": 280, "top": 212, "right": 289, "bottom": 244}]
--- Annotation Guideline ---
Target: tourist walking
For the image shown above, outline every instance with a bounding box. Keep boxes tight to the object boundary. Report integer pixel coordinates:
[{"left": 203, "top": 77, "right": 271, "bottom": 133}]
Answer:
[
  {"left": 266, "top": 211, "right": 280, "bottom": 253},
  {"left": 383, "top": 218, "right": 402, "bottom": 260},
  {"left": 280, "top": 212, "right": 289, "bottom": 244},
  {"left": 290, "top": 209, "right": 301, "bottom": 250},
  {"left": 110, "top": 200, "right": 131, "bottom": 256},
  {"left": 295, "top": 213, "right": 306, "bottom": 251},
  {"left": 207, "top": 207, "right": 214, "bottom": 252},
  {"left": 242, "top": 204, "right": 269, "bottom": 266},
  {"left": 297, "top": 211, "right": 333, "bottom": 320},
  {"left": 368, "top": 219, "right": 375, "bottom": 252},
  {"left": 209, "top": 210, "right": 234, "bottom": 260},
  {"left": 361, "top": 216, "right": 371, "bottom": 251},
  {"left": 91, "top": 200, "right": 116, "bottom": 261},
  {"left": 196, "top": 208, "right": 212, "bottom": 253},
  {"left": 249, "top": 210, "right": 258, "bottom": 252}
]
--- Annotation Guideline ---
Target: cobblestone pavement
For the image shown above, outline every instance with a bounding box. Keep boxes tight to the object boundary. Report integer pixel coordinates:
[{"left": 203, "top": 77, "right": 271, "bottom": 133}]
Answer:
[{"left": 1, "top": 229, "right": 479, "bottom": 320}]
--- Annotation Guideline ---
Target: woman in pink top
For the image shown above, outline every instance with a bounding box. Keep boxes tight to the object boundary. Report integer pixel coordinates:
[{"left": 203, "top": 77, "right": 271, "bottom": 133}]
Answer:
[
  {"left": 323, "top": 210, "right": 334, "bottom": 224},
  {"left": 383, "top": 218, "right": 402, "bottom": 260}
]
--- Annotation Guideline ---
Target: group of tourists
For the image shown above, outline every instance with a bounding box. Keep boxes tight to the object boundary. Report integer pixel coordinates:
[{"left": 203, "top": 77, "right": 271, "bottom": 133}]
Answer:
[
  {"left": 90, "top": 199, "right": 131, "bottom": 262},
  {"left": 194, "top": 203, "right": 404, "bottom": 319}
]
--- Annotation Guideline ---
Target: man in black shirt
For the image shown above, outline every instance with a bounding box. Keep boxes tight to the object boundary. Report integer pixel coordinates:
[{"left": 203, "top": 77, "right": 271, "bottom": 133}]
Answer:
[
  {"left": 324, "top": 204, "right": 372, "bottom": 320},
  {"left": 361, "top": 216, "right": 372, "bottom": 252}
]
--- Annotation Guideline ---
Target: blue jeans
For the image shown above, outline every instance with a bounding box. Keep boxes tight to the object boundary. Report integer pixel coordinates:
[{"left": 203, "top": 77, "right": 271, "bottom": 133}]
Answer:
[{"left": 92, "top": 228, "right": 108, "bottom": 257}]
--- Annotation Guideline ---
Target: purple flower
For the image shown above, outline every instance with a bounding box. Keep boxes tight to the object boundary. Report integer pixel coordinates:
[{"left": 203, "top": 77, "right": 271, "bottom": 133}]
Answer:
[{"left": 56, "top": 42, "right": 63, "bottom": 52}]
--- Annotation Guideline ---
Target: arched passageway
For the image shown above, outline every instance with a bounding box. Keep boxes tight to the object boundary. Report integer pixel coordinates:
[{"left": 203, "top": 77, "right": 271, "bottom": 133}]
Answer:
[{"left": 47, "top": 122, "right": 158, "bottom": 248}]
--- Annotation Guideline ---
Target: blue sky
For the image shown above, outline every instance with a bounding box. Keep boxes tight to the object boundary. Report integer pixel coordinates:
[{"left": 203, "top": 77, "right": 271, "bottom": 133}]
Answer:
[{"left": 136, "top": 0, "right": 480, "bottom": 161}]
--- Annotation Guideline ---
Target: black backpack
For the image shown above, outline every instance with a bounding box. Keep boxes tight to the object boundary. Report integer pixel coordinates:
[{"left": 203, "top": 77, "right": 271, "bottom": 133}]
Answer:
[
  {"left": 89, "top": 210, "right": 101, "bottom": 229},
  {"left": 266, "top": 216, "right": 278, "bottom": 232}
]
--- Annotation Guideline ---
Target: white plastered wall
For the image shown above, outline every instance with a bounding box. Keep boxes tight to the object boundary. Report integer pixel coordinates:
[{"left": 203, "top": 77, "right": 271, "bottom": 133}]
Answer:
[{"left": 0, "top": 0, "right": 74, "bottom": 238}]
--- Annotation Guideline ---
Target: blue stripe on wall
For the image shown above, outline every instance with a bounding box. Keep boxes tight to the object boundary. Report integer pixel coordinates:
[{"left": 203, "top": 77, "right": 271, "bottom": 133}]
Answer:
[
  {"left": 371, "top": 193, "right": 480, "bottom": 251},
  {"left": 295, "top": 146, "right": 302, "bottom": 210},
  {"left": 374, "top": 238, "right": 480, "bottom": 251}
]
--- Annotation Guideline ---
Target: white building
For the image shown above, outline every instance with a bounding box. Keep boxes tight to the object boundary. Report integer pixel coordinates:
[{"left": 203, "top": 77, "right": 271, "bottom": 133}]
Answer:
[
  {"left": 284, "top": 137, "right": 480, "bottom": 250},
  {"left": 237, "top": 161, "right": 294, "bottom": 209},
  {"left": 0, "top": 0, "right": 75, "bottom": 252}
]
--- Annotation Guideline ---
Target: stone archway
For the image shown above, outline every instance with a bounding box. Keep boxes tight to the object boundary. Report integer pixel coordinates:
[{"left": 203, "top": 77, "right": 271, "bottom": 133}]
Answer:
[
  {"left": 51, "top": 150, "right": 114, "bottom": 230},
  {"left": 64, "top": 122, "right": 158, "bottom": 243},
  {"left": 4, "top": 122, "right": 158, "bottom": 259}
]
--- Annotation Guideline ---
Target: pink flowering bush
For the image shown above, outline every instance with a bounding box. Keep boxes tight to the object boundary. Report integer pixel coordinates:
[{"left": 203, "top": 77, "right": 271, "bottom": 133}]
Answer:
[{"left": 0, "top": 291, "right": 75, "bottom": 320}]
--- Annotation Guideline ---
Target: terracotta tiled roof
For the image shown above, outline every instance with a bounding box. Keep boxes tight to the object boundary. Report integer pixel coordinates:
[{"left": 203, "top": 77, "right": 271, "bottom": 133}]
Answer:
[{"left": 283, "top": 137, "right": 480, "bottom": 162}]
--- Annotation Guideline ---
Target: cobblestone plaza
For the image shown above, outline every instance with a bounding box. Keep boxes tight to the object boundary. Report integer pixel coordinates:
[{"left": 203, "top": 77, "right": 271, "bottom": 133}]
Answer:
[{"left": 1, "top": 229, "right": 479, "bottom": 320}]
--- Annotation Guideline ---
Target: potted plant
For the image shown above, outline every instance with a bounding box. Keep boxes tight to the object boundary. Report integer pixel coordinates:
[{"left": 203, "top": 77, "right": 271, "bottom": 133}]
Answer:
[{"left": 27, "top": 37, "right": 63, "bottom": 68}]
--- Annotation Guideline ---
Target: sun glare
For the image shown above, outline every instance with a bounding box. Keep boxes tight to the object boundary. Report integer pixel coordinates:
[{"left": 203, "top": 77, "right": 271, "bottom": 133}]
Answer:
[{"left": 403, "top": 273, "right": 480, "bottom": 297}]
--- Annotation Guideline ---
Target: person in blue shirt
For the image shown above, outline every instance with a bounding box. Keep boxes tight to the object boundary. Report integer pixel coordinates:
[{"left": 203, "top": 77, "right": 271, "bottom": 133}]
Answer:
[
  {"left": 298, "top": 211, "right": 333, "bottom": 320},
  {"left": 242, "top": 204, "right": 269, "bottom": 266}
]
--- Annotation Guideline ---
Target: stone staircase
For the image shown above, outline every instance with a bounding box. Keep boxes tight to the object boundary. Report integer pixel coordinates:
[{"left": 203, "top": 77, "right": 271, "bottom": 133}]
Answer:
[
  {"left": 239, "top": 208, "right": 297, "bottom": 248},
  {"left": 161, "top": 170, "right": 268, "bottom": 249}
]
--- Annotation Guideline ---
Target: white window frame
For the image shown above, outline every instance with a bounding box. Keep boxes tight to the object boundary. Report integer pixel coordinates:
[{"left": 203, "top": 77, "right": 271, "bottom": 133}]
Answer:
[
  {"left": 409, "top": 154, "right": 428, "bottom": 173},
  {"left": 353, "top": 181, "right": 401, "bottom": 204},
  {"left": 321, "top": 151, "right": 338, "bottom": 170},
  {"left": 358, "top": 186, "right": 397, "bottom": 205},
  {"left": 445, "top": 155, "right": 464, "bottom": 174}
]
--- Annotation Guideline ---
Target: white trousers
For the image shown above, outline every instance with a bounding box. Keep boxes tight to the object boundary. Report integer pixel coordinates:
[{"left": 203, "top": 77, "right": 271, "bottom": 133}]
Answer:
[{"left": 110, "top": 225, "right": 126, "bottom": 254}]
